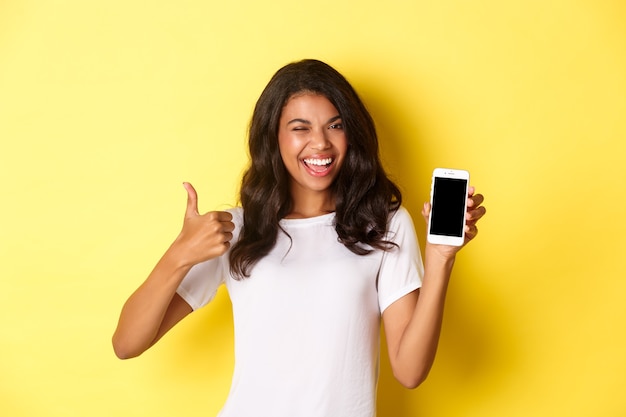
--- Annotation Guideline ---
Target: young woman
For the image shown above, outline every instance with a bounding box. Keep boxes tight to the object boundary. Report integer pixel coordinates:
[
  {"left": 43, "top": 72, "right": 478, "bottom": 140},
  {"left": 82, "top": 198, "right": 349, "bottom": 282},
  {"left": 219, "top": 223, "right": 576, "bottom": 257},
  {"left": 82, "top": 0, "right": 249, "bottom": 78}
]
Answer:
[{"left": 112, "top": 59, "right": 486, "bottom": 416}]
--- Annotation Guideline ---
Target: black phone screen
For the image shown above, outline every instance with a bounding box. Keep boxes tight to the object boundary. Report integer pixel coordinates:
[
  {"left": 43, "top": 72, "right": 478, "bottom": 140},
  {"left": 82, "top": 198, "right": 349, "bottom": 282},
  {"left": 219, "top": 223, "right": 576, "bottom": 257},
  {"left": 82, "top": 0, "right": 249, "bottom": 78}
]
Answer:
[{"left": 430, "top": 177, "right": 467, "bottom": 237}]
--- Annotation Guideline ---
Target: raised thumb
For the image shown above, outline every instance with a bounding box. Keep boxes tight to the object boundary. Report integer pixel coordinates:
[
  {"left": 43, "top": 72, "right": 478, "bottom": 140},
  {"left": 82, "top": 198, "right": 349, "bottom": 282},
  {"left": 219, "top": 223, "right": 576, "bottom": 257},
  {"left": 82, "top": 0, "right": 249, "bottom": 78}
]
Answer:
[{"left": 183, "top": 182, "right": 199, "bottom": 217}]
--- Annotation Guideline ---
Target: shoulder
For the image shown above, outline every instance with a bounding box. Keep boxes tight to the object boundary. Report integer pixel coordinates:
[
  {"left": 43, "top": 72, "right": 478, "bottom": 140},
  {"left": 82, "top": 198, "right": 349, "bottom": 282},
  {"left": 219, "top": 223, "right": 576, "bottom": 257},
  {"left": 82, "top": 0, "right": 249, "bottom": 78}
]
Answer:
[
  {"left": 388, "top": 205, "right": 416, "bottom": 229},
  {"left": 385, "top": 205, "right": 420, "bottom": 245}
]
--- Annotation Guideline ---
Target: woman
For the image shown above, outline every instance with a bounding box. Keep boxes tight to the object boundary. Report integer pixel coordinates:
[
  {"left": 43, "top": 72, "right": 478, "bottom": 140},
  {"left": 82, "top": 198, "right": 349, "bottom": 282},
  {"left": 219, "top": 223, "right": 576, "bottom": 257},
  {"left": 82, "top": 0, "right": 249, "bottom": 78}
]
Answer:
[{"left": 112, "top": 59, "right": 486, "bottom": 416}]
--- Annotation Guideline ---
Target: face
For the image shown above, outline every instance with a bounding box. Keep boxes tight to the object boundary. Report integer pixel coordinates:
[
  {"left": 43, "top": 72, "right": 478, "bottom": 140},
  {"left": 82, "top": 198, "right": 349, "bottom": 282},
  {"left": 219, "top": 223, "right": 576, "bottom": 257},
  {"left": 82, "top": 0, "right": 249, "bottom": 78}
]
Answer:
[{"left": 278, "top": 93, "right": 348, "bottom": 203}]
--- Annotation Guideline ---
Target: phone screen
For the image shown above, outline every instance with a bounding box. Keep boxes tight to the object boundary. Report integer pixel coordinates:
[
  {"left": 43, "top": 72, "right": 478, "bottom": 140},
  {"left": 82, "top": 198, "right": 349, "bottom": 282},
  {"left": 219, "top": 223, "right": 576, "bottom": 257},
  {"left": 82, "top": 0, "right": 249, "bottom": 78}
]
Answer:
[{"left": 430, "top": 177, "right": 467, "bottom": 237}]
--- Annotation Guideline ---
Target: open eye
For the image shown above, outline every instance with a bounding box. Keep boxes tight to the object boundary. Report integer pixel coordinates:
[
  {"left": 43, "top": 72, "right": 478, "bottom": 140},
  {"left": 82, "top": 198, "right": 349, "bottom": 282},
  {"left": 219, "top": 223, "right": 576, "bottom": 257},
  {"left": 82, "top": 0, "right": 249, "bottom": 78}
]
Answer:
[{"left": 329, "top": 122, "right": 343, "bottom": 130}]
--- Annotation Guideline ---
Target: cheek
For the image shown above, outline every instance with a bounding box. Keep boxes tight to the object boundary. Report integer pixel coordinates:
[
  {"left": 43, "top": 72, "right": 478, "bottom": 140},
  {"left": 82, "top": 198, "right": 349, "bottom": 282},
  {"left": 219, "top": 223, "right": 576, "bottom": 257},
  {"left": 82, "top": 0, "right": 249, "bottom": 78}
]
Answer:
[
  {"left": 277, "top": 137, "right": 301, "bottom": 173},
  {"left": 277, "top": 148, "right": 291, "bottom": 174},
  {"left": 340, "top": 138, "right": 349, "bottom": 154},
  {"left": 277, "top": 135, "right": 291, "bottom": 160},
  {"left": 337, "top": 140, "right": 350, "bottom": 169},
  {"left": 278, "top": 139, "right": 294, "bottom": 162},
  {"left": 336, "top": 136, "right": 349, "bottom": 159},
  {"left": 279, "top": 133, "right": 309, "bottom": 160}
]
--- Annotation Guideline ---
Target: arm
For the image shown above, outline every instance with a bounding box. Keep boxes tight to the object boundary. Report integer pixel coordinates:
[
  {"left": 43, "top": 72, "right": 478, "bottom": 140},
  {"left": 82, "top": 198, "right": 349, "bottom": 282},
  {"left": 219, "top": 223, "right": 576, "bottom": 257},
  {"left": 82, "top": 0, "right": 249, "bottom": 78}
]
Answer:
[
  {"left": 111, "top": 250, "right": 194, "bottom": 360},
  {"left": 382, "top": 187, "right": 486, "bottom": 388},
  {"left": 112, "top": 183, "right": 235, "bottom": 359}
]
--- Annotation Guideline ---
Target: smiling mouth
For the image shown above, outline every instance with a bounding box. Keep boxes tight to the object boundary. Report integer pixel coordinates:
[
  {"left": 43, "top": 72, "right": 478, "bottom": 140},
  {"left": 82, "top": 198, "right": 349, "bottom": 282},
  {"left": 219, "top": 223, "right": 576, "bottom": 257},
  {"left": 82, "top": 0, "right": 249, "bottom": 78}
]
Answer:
[{"left": 302, "top": 157, "right": 334, "bottom": 174}]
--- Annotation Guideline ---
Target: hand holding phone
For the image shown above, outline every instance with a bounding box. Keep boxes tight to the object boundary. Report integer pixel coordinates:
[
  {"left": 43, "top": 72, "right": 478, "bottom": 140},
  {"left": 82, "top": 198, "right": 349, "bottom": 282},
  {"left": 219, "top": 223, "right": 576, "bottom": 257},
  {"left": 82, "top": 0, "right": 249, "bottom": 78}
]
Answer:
[{"left": 427, "top": 168, "right": 470, "bottom": 246}]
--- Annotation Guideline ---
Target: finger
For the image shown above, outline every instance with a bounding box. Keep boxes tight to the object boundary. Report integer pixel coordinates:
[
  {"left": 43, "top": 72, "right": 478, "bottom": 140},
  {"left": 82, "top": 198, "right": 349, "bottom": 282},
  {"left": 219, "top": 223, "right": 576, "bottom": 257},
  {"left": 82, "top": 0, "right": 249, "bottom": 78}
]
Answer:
[
  {"left": 222, "top": 231, "right": 234, "bottom": 243},
  {"left": 183, "top": 182, "right": 199, "bottom": 217},
  {"left": 206, "top": 211, "right": 235, "bottom": 232},
  {"left": 213, "top": 210, "right": 234, "bottom": 223},
  {"left": 221, "top": 221, "right": 236, "bottom": 233},
  {"left": 466, "top": 205, "right": 487, "bottom": 222},
  {"left": 465, "top": 224, "right": 478, "bottom": 241},
  {"left": 421, "top": 202, "right": 431, "bottom": 224},
  {"left": 467, "top": 186, "right": 475, "bottom": 197},
  {"left": 467, "top": 193, "right": 485, "bottom": 208},
  {"left": 215, "top": 217, "right": 235, "bottom": 234}
]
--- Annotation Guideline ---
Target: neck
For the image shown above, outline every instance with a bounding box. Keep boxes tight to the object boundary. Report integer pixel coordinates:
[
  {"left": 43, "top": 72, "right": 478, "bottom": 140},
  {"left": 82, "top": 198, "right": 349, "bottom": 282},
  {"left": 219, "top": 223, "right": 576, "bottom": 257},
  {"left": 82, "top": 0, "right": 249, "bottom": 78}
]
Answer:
[{"left": 285, "top": 189, "right": 336, "bottom": 219}]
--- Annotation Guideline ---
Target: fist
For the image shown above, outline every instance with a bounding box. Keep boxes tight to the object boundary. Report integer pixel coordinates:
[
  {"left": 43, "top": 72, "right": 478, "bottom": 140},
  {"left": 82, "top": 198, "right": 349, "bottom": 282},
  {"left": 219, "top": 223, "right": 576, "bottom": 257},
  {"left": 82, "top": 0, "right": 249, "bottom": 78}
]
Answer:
[{"left": 174, "top": 182, "right": 235, "bottom": 265}]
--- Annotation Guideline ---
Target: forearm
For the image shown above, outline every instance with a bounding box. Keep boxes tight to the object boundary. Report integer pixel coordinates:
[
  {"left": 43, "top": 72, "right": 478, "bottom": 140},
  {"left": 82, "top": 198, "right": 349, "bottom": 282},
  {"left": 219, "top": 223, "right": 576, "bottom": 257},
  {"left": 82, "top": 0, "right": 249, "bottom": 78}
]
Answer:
[
  {"left": 112, "top": 244, "right": 192, "bottom": 358},
  {"left": 393, "top": 245, "right": 455, "bottom": 387}
]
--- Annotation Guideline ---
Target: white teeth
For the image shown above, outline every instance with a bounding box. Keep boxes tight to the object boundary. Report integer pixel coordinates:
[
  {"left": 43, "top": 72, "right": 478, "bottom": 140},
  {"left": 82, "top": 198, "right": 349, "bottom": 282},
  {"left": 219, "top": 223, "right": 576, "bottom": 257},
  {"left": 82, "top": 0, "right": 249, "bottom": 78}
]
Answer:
[{"left": 304, "top": 157, "right": 332, "bottom": 166}]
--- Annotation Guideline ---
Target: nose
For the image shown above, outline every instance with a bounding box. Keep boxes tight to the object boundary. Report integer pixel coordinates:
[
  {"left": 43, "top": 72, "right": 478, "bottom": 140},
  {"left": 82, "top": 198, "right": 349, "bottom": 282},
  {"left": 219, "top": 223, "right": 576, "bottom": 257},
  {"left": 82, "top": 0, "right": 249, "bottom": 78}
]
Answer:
[{"left": 309, "top": 128, "right": 331, "bottom": 151}]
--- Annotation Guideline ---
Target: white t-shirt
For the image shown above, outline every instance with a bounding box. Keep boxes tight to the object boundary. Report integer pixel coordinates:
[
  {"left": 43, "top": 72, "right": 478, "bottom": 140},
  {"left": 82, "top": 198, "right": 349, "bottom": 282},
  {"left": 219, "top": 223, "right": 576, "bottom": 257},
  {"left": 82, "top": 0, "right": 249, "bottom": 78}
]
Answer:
[{"left": 177, "top": 206, "right": 423, "bottom": 417}]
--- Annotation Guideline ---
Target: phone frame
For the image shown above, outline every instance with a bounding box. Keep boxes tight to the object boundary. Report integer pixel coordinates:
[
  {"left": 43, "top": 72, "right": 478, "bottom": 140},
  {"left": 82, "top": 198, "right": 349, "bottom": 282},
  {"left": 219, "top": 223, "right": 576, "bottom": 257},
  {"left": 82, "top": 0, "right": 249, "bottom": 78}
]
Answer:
[{"left": 427, "top": 168, "right": 470, "bottom": 246}]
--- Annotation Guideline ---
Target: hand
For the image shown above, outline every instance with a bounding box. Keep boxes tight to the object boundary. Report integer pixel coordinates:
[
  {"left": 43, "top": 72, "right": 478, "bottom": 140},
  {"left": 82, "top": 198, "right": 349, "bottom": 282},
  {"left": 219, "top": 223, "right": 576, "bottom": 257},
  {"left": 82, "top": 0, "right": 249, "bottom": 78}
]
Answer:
[
  {"left": 172, "top": 182, "right": 235, "bottom": 266},
  {"left": 421, "top": 186, "right": 486, "bottom": 259}
]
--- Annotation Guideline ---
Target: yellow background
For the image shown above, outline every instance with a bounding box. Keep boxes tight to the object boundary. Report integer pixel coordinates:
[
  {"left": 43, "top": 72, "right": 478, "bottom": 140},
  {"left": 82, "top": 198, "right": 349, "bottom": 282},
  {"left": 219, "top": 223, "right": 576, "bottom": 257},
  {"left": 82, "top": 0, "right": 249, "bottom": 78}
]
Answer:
[{"left": 1, "top": 1, "right": 625, "bottom": 416}]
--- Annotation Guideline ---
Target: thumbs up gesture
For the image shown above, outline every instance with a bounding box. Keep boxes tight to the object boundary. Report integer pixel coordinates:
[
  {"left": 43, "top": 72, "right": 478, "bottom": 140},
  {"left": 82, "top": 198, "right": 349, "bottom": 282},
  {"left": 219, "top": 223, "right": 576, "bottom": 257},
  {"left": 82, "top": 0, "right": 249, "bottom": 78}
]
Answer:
[{"left": 172, "top": 182, "right": 235, "bottom": 267}]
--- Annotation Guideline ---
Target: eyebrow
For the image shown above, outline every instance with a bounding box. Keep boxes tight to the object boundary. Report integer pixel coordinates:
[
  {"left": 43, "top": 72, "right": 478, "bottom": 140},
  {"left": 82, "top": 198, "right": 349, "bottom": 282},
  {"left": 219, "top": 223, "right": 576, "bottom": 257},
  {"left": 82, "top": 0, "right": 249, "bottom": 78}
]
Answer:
[{"left": 286, "top": 115, "right": 342, "bottom": 125}]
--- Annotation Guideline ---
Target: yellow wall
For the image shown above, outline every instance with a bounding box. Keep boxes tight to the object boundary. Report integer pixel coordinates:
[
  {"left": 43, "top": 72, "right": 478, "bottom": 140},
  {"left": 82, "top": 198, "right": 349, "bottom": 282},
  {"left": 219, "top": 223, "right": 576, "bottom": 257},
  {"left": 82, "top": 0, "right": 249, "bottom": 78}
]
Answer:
[{"left": 1, "top": 1, "right": 625, "bottom": 416}]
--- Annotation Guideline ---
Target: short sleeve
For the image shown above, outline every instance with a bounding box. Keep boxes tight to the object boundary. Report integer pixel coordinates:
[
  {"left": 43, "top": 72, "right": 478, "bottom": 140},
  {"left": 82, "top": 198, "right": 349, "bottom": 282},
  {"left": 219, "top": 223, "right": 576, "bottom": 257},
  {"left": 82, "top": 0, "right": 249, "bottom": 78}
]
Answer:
[
  {"left": 377, "top": 206, "right": 424, "bottom": 313},
  {"left": 176, "top": 257, "right": 226, "bottom": 310}
]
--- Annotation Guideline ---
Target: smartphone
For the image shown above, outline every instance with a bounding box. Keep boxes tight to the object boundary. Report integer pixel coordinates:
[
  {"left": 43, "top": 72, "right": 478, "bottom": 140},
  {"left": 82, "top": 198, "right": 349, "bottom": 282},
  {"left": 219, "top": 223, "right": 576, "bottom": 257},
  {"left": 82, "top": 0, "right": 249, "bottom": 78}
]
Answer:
[{"left": 427, "top": 168, "right": 470, "bottom": 246}]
